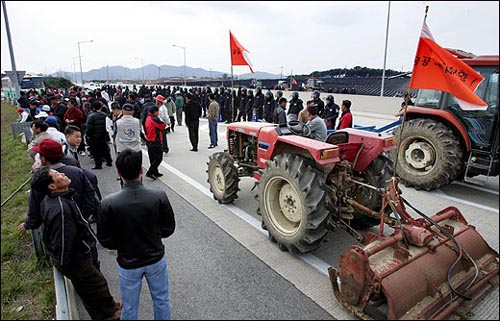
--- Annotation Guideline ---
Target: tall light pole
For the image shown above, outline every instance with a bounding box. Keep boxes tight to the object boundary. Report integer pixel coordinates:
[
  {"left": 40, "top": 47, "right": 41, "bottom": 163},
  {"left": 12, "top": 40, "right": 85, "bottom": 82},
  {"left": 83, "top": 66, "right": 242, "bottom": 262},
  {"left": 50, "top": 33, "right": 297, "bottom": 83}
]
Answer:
[
  {"left": 381, "top": 1, "right": 391, "bottom": 97},
  {"left": 134, "top": 57, "right": 144, "bottom": 82},
  {"left": 78, "top": 39, "right": 93, "bottom": 87},
  {"left": 72, "top": 57, "right": 79, "bottom": 84},
  {"left": 172, "top": 44, "right": 186, "bottom": 86}
]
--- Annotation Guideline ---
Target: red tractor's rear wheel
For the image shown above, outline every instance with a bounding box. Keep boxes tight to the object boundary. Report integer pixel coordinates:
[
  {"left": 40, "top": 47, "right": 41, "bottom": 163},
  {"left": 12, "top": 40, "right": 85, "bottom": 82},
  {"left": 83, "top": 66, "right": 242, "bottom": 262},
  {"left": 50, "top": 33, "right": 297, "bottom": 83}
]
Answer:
[{"left": 258, "top": 154, "right": 332, "bottom": 253}]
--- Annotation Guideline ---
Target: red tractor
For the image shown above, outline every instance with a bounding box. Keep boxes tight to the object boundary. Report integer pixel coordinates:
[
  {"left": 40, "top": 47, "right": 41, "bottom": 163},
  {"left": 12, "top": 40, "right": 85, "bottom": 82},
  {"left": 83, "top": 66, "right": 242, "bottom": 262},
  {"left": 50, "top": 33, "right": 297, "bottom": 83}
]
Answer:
[
  {"left": 208, "top": 123, "right": 395, "bottom": 251},
  {"left": 207, "top": 122, "right": 498, "bottom": 319},
  {"left": 394, "top": 51, "right": 499, "bottom": 190}
]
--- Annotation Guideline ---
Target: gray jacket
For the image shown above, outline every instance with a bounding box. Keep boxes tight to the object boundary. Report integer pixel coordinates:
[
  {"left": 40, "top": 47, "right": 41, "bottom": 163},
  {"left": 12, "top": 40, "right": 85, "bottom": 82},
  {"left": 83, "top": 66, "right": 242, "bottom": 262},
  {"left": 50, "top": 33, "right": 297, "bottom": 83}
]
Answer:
[
  {"left": 115, "top": 115, "right": 142, "bottom": 153},
  {"left": 305, "top": 116, "right": 327, "bottom": 142}
]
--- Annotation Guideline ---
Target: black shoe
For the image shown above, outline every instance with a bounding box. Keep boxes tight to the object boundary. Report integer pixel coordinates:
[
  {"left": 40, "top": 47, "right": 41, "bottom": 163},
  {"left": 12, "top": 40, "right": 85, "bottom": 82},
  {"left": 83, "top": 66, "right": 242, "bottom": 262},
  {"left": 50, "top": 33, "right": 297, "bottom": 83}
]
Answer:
[
  {"left": 155, "top": 173, "right": 163, "bottom": 177},
  {"left": 145, "top": 173, "right": 157, "bottom": 180},
  {"left": 190, "top": 148, "right": 198, "bottom": 152},
  {"left": 208, "top": 145, "right": 215, "bottom": 149},
  {"left": 92, "top": 166, "right": 103, "bottom": 170}
]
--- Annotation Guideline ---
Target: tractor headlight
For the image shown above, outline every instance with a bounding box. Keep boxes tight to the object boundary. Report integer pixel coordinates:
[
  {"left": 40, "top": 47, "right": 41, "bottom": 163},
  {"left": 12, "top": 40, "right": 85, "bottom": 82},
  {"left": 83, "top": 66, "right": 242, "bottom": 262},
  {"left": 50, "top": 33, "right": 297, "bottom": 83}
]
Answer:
[{"left": 320, "top": 148, "right": 339, "bottom": 160}]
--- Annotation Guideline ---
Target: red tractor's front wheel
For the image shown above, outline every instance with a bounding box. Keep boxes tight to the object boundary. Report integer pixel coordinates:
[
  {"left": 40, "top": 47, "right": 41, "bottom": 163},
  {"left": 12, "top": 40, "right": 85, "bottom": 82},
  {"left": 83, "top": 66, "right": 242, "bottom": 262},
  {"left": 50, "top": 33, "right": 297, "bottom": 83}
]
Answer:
[{"left": 207, "top": 152, "right": 240, "bottom": 204}]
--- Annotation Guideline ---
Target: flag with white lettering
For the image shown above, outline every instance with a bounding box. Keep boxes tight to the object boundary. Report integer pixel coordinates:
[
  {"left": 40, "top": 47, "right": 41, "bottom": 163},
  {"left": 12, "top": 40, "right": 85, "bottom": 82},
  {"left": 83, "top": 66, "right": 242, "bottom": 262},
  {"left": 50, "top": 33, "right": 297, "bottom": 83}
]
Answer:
[{"left": 410, "top": 20, "right": 487, "bottom": 110}]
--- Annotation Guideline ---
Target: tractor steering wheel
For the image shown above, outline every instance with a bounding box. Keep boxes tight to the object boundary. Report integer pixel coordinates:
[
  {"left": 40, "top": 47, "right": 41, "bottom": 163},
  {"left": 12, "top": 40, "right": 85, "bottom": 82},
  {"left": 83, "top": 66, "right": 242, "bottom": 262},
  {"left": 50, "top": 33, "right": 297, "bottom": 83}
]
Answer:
[{"left": 287, "top": 120, "right": 311, "bottom": 137}]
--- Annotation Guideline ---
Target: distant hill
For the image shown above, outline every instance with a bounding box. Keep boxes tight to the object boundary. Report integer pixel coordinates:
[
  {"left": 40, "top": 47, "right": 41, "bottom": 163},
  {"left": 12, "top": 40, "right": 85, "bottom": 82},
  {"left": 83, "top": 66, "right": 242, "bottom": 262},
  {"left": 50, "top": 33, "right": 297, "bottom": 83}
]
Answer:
[{"left": 50, "top": 64, "right": 281, "bottom": 82}]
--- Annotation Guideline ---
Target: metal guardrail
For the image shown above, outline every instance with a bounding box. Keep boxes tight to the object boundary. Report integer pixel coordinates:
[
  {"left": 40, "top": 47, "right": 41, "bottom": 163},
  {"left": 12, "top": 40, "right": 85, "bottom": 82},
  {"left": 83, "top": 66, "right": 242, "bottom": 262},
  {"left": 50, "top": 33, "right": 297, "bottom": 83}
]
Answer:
[{"left": 53, "top": 267, "right": 70, "bottom": 320}]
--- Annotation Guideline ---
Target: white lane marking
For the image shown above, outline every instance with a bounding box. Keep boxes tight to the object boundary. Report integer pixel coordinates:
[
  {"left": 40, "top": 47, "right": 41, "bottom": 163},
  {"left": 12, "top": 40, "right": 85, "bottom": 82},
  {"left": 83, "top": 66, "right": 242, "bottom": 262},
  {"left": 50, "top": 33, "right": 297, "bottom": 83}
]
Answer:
[
  {"left": 452, "top": 181, "right": 499, "bottom": 195},
  {"left": 430, "top": 189, "right": 499, "bottom": 213},
  {"left": 145, "top": 150, "right": 331, "bottom": 276}
]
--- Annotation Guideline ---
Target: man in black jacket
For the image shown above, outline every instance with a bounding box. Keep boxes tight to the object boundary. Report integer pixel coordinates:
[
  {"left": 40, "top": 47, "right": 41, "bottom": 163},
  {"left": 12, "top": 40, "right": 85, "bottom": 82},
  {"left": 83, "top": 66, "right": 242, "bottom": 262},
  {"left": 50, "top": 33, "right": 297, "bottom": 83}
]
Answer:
[
  {"left": 19, "top": 166, "right": 122, "bottom": 320},
  {"left": 97, "top": 149, "right": 175, "bottom": 320},
  {"left": 86, "top": 102, "right": 113, "bottom": 169},
  {"left": 184, "top": 93, "right": 202, "bottom": 151}
]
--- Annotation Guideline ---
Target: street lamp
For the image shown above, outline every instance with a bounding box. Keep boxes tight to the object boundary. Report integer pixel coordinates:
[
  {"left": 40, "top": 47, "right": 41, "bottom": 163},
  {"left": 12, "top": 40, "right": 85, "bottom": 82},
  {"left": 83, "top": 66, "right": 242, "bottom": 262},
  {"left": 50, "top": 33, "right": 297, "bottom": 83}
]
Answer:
[
  {"left": 134, "top": 57, "right": 144, "bottom": 82},
  {"left": 172, "top": 44, "right": 186, "bottom": 86},
  {"left": 78, "top": 39, "right": 93, "bottom": 87},
  {"left": 72, "top": 57, "right": 79, "bottom": 84}
]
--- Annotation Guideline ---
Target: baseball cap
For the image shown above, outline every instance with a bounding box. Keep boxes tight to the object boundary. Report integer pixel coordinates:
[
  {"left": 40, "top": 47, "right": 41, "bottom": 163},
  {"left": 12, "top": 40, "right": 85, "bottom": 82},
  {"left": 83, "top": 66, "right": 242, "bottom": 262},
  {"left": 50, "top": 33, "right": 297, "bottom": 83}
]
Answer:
[
  {"left": 155, "top": 95, "right": 165, "bottom": 102},
  {"left": 45, "top": 116, "right": 58, "bottom": 123},
  {"left": 35, "top": 111, "right": 49, "bottom": 119},
  {"left": 17, "top": 108, "right": 25, "bottom": 113},
  {"left": 32, "top": 139, "right": 63, "bottom": 159},
  {"left": 122, "top": 103, "right": 134, "bottom": 111},
  {"left": 41, "top": 105, "right": 51, "bottom": 112}
]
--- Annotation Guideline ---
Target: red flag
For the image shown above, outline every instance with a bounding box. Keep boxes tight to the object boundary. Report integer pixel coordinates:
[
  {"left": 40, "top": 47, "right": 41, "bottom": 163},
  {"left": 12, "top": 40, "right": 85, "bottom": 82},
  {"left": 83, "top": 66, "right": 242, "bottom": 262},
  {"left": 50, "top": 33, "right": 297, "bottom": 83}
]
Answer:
[
  {"left": 230, "top": 31, "right": 254, "bottom": 73},
  {"left": 410, "top": 20, "right": 487, "bottom": 110},
  {"left": 292, "top": 78, "right": 297, "bottom": 85}
]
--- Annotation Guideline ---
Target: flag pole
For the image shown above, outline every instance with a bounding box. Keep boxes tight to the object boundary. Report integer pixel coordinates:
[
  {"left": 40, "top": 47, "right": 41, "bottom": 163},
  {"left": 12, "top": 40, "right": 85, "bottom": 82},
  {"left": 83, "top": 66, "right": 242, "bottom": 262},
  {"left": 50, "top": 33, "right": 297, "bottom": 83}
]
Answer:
[
  {"left": 231, "top": 65, "right": 235, "bottom": 122},
  {"left": 230, "top": 29, "right": 235, "bottom": 122},
  {"left": 393, "top": 5, "right": 429, "bottom": 177}
]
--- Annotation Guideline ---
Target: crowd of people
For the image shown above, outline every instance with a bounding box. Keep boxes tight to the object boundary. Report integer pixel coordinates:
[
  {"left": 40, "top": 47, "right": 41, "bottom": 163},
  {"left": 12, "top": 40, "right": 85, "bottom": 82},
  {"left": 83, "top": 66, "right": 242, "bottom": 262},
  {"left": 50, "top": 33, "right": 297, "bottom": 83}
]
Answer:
[{"left": 17, "top": 84, "right": 354, "bottom": 150}]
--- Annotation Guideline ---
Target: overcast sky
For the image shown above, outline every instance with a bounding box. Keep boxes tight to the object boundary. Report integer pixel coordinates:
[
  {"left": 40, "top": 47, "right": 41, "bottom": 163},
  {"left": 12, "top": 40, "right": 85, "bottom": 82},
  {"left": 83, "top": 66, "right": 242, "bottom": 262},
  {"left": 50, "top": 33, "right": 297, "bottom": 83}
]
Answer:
[{"left": 1, "top": 1, "right": 498, "bottom": 77}]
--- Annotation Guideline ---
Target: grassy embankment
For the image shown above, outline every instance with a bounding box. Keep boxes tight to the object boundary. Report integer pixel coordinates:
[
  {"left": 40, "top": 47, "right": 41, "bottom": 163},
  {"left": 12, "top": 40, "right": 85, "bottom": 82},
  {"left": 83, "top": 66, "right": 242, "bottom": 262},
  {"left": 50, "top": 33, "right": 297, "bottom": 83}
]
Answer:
[{"left": 1, "top": 101, "right": 55, "bottom": 319}]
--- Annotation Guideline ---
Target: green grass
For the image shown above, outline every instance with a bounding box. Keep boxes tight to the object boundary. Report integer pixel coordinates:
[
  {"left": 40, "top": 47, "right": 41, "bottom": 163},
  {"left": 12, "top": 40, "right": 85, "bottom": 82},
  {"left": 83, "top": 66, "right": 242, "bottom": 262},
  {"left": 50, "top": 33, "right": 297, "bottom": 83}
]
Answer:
[{"left": 1, "top": 101, "right": 55, "bottom": 320}]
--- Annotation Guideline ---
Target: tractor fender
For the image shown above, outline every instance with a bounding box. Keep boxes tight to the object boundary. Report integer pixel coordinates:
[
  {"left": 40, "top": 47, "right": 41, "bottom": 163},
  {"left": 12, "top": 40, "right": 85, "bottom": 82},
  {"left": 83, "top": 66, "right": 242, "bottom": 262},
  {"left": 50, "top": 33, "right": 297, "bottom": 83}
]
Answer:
[{"left": 402, "top": 106, "right": 471, "bottom": 151}]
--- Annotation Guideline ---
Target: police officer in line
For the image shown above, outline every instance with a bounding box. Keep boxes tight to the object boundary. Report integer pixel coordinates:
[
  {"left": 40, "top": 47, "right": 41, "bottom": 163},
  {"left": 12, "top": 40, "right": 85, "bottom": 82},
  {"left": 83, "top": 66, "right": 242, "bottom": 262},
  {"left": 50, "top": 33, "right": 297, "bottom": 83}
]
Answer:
[
  {"left": 287, "top": 91, "right": 303, "bottom": 122},
  {"left": 323, "top": 95, "right": 340, "bottom": 130},
  {"left": 311, "top": 90, "right": 325, "bottom": 118}
]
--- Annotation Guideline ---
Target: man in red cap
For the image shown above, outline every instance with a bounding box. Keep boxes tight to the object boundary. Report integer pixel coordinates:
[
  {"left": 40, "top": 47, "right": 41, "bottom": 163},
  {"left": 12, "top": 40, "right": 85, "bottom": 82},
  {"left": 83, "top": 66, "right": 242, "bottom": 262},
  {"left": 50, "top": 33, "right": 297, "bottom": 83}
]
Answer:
[
  {"left": 17, "top": 107, "right": 31, "bottom": 123},
  {"left": 22, "top": 138, "right": 101, "bottom": 268},
  {"left": 155, "top": 95, "right": 170, "bottom": 152}
]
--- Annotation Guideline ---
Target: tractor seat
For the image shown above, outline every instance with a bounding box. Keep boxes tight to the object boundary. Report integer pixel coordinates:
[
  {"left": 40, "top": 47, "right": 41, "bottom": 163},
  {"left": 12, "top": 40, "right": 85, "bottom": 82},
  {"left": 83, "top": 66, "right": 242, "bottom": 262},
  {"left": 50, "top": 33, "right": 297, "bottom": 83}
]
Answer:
[
  {"left": 276, "top": 123, "right": 293, "bottom": 136},
  {"left": 326, "top": 131, "right": 349, "bottom": 145}
]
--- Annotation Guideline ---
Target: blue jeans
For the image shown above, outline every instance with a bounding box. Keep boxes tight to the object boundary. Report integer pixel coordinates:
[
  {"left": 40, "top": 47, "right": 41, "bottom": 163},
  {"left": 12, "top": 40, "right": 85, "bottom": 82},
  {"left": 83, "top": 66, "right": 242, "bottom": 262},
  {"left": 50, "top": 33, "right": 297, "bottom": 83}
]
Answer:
[
  {"left": 118, "top": 256, "right": 171, "bottom": 320},
  {"left": 208, "top": 120, "right": 218, "bottom": 146}
]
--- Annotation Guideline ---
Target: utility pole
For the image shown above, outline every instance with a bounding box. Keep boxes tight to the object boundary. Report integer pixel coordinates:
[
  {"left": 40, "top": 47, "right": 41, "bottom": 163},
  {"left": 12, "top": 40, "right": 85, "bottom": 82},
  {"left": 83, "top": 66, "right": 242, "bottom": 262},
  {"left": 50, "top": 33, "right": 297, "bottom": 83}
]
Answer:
[
  {"left": 2, "top": 1, "right": 21, "bottom": 100},
  {"left": 280, "top": 66, "right": 284, "bottom": 79},
  {"left": 173, "top": 44, "right": 187, "bottom": 86},
  {"left": 78, "top": 39, "right": 93, "bottom": 87},
  {"left": 106, "top": 65, "right": 109, "bottom": 83}
]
